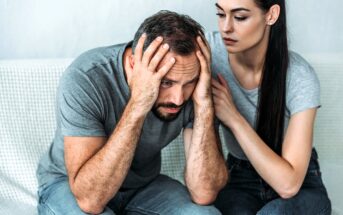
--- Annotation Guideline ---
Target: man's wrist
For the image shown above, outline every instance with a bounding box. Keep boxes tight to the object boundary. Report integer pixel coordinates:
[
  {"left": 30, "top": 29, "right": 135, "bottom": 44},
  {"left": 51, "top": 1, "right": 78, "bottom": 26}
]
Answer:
[
  {"left": 126, "top": 99, "right": 150, "bottom": 119},
  {"left": 194, "top": 101, "right": 215, "bottom": 120},
  {"left": 194, "top": 98, "right": 213, "bottom": 112}
]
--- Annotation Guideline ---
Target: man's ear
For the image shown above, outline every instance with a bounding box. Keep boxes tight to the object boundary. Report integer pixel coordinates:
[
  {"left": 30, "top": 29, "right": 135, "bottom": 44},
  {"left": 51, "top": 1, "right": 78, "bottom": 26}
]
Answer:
[
  {"left": 123, "top": 50, "right": 135, "bottom": 86},
  {"left": 129, "top": 55, "right": 135, "bottom": 69},
  {"left": 266, "top": 4, "right": 280, "bottom": 26}
]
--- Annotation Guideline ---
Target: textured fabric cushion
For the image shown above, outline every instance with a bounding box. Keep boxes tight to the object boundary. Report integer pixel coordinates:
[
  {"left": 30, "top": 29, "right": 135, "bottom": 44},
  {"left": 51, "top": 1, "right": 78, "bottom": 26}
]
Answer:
[
  {"left": 0, "top": 55, "right": 342, "bottom": 214},
  {"left": 0, "top": 60, "right": 72, "bottom": 213},
  {"left": 307, "top": 54, "right": 343, "bottom": 215}
]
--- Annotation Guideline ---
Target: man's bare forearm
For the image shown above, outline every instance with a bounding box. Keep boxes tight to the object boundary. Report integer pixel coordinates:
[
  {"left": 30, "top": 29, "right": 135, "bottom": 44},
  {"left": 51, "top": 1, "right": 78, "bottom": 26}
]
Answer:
[
  {"left": 185, "top": 102, "right": 228, "bottom": 205},
  {"left": 70, "top": 100, "right": 146, "bottom": 212}
]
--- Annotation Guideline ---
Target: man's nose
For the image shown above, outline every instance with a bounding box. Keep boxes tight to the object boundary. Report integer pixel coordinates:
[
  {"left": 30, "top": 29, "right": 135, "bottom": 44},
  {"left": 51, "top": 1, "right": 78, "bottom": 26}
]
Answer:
[{"left": 170, "top": 87, "right": 184, "bottom": 106}]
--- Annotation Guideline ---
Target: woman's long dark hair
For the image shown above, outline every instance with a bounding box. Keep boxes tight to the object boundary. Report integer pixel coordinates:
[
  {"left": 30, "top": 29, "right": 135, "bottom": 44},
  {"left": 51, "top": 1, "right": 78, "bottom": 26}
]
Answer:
[{"left": 254, "top": 0, "right": 289, "bottom": 154}]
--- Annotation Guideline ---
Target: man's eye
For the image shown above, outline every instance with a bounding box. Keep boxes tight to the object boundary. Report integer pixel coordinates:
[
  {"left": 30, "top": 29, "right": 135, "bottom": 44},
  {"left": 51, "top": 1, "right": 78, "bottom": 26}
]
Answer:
[{"left": 161, "top": 81, "right": 172, "bottom": 87}]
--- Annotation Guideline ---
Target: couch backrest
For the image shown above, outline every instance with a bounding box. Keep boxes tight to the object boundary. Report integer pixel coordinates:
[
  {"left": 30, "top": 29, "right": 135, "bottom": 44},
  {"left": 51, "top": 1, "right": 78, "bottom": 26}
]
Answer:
[
  {"left": 0, "top": 55, "right": 342, "bottom": 213},
  {"left": 0, "top": 60, "right": 72, "bottom": 206}
]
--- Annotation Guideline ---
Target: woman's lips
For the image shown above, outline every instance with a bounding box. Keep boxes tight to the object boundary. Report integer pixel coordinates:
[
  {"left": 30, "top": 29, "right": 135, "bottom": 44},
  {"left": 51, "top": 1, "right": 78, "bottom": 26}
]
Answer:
[{"left": 223, "top": 37, "right": 238, "bottom": 45}]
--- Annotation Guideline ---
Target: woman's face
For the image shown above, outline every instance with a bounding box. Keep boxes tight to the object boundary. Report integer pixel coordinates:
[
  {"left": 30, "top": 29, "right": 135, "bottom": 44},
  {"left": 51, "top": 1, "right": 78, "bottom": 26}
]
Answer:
[{"left": 216, "top": 0, "right": 270, "bottom": 53}]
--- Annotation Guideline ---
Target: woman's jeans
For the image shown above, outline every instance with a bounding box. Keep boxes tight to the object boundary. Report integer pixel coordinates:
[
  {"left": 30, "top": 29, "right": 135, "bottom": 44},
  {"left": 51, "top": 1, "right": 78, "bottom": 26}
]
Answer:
[{"left": 215, "top": 148, "right": 331, "bottom": 215}]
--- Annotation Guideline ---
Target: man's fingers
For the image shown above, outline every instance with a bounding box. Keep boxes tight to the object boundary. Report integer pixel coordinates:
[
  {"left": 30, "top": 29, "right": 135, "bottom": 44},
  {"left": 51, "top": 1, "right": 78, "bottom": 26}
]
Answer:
[
  {"left": 196, "top": 51, "right": 209, "bottom": 75},
  {"left": 142, "top": 36, "right": 164, "bottom": 66},
  {"left": 198, "top": 31, "right": 211, "bottom": 50},
  {"left": 157, "top": 57, "right": 175, "bottom": 78},
  {"left": 148, "top": 43, "right": 170, "bottom": 71},
  {"left": 197, "top": 36, "right": 211, "bottom": 63},
  {"left": 134, "top": 33, "right": 147, "bottom": 62}
]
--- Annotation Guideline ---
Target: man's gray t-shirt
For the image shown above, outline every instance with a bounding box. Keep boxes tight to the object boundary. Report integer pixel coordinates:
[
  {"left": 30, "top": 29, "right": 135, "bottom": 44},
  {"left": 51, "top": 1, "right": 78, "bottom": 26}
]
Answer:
[
  {"left": 206, "top": 31, "right": 320, "bottom": 160},
  {"left": 37, "top": 43, "right": 194, "bottom": 189}
]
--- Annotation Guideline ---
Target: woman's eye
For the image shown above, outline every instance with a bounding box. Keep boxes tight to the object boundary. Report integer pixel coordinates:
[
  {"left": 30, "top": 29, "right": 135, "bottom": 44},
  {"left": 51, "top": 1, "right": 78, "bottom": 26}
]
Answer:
[
  {"left": 234, "top": 16, "right": 247, "bottom": 21},
  {"left": 216, "top": 13, "right": 225, "bottom": 18}
]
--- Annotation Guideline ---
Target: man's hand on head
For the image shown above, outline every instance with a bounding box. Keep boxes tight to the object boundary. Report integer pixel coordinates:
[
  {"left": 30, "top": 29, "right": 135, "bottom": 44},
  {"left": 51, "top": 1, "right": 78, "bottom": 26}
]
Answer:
[
  {"left": 128, "top": 33, "right": 175, "bottom": 115},
  {"left": 192, "top": 35, "right": 213, "bottom": 107}
]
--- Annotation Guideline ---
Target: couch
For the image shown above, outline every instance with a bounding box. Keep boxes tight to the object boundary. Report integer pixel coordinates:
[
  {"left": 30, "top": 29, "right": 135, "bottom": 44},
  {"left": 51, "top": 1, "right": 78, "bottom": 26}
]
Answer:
[{"left": 0, "top": 55, "right": 342, "bottom": 214}]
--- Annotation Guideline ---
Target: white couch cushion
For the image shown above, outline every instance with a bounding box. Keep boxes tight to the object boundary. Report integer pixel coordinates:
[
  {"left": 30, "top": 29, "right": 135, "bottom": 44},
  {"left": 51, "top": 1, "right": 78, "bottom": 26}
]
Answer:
[{"left": 0, "top": 60, "right": 72, "bottom": 214}]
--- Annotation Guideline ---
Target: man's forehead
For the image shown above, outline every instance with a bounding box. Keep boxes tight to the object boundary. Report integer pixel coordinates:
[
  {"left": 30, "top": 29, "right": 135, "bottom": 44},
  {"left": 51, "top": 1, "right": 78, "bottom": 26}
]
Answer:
[{"left": 159, "top": 51, "right": 200, "bottom": 75}]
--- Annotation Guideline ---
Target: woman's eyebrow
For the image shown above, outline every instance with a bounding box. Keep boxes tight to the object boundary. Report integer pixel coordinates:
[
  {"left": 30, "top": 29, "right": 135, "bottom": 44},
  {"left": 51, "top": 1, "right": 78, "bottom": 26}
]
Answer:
[{"left": 215, "top": 3, "right": 251, "bottom": 13}]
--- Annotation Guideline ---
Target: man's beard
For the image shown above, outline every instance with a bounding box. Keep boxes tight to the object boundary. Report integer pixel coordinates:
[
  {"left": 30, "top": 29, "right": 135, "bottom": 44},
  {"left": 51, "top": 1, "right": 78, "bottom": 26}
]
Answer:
[{"left": 152, "top": 102, "right": 185, "bottom": 122}]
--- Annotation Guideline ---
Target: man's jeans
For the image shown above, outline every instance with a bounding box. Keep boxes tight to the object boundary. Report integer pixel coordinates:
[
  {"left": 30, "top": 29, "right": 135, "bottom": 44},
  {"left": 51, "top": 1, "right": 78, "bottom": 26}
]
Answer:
[
  {"left": 215, "top": 148, "right": 331, "bottom": 215},
  {"left": 37, "top": 174, "right": 221, "bottom": 215}
]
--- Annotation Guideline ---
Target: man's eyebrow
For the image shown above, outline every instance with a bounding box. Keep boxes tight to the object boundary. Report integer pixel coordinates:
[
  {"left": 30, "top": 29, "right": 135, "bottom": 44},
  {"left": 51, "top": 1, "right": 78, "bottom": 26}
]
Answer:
[
  {"left": 162, "top": 76, "right": 199, "bottom": 84},
  {"left": 185, "top": 76, "right": 199, "bottom": 85},
  {"left": 215, "top": 3, "right": 251, "bottom": 13},
  {"left": 162, "top": 78, "right": 177, "bottom": 83}
]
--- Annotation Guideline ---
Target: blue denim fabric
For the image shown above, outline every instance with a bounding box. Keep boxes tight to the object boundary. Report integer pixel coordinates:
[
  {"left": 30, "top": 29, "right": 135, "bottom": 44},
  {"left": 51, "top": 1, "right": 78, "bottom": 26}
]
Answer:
[
  {"left": 37, "top": 175, "right": 220, "bottom": 215},
  {"left": 214, "top": 148, "right": 331, "bottom": 215}
]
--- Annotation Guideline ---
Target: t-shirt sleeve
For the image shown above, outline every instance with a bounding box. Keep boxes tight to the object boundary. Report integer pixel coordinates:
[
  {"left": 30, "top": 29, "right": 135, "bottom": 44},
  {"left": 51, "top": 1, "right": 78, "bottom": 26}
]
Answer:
[
  {"left": 57, "top": 69, "right": 106, "bottom": 137},
  {"left": 286, "top": 60, "right": 321, "bottom": 116}
]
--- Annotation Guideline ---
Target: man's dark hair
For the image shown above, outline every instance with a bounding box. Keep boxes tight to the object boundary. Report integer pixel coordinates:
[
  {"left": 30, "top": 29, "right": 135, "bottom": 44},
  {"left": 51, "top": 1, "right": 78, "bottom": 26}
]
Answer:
[{"left": 132, "top": 10, "right": 204, "bottom": 56}]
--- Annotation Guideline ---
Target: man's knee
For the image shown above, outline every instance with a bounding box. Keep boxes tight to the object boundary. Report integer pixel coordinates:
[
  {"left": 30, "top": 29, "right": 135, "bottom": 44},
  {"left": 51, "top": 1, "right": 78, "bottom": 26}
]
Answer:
[
  {"left": 37, "top": 179, "right": 116, "bottom": 215},
  {"left": 38, "top": 179, "right": 83, "bottom": 214}
]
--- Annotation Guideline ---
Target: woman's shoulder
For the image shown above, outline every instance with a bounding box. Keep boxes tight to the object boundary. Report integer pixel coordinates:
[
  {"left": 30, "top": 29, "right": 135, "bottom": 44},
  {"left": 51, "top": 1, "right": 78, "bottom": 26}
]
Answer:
[
  {"left": 286, "top": 51, "right": 320, "bottom": 115},
  {"left": 205, "top": 31, "right": 221, "bottom": 41},
  {"left": 205, "top": 31, "right": 224, "bottom": 49},
  {"left": 205, "top": 31, "right": 228, "bottom": 61},
  {"left": 288, "top": 51, "right": 314, "bottom": 73},
  {"left": 287, "top": 51, "right": 318, "bottom": 82}
]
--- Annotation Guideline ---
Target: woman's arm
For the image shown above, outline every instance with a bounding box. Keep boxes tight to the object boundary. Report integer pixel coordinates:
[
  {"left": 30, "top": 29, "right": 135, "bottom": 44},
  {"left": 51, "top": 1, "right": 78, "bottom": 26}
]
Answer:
[{"left": 212, "top": 74, "right": 316, "bottom": 199}]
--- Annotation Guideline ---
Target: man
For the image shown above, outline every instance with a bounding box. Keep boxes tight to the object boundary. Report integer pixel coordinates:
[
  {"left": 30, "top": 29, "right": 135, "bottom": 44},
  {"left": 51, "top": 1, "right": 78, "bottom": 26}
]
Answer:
[{"left": 37, "top": 10, "right": 227, "bottom": 214}]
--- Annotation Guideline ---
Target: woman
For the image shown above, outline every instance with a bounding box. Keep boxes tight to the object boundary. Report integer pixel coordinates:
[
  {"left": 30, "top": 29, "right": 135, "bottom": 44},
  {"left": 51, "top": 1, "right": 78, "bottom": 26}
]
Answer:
[{"left": 207, "top": 0, "right": 332, "bottom": 214}]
